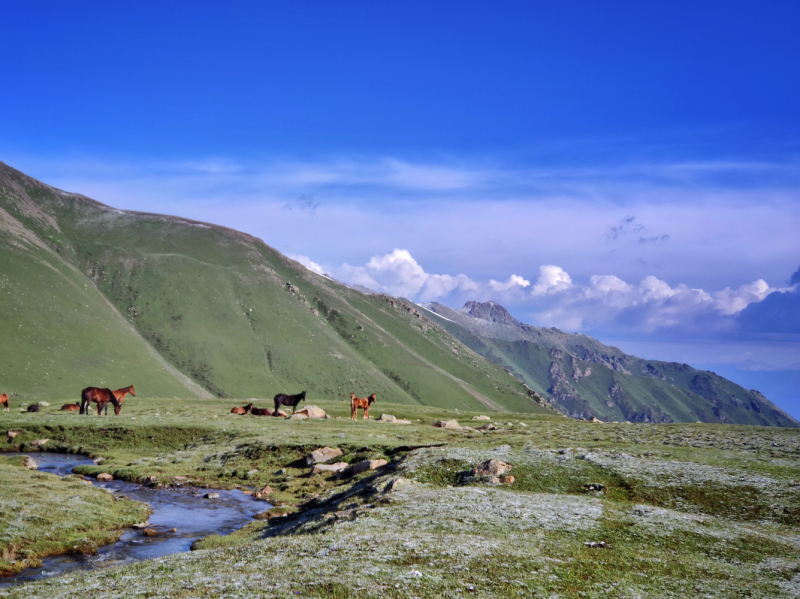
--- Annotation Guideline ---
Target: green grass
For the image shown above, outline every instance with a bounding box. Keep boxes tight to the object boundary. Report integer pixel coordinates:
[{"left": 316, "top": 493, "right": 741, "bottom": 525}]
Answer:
[
  {"left": 0, "top": 457, "right": 150, "bottom": 576},
  {"left": 1, "top": 397, "right": 798, "bottom": 597}
]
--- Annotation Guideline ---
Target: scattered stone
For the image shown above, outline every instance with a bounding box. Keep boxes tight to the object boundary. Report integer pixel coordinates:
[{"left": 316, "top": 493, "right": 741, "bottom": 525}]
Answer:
[
  {"left": 252, "top": 511, "right": 272, "bottom": 520},
  {"left": 312, "top": 462, "right": 349, "bottom": 474},
  {"left": 242, "top": 490, "right": 253, "bottom": 495},
  {"left": 584, "top": 541, "right": 609, "bottom": 549},
  {"left": 93, "top": 457, "right": 105, "bottom": 464},
  {"left": 334, "top": 433, "right": 346, "bottom": 439},
  {"left": 589, "top": 417, "right": 603, "bottom": 423},
  {"left": 504, "top": 422, "right": 514, "bottom": 426},
  {"left": 379, "top": 414, "right": 396, "bottom": 422},
  {"left": 132, "top": 523, "right": 149, "bottom": 529},
  {"left": 306, "top": 447, "right": 344, "bottom": 466},
  {"left": 22, "top": 456, "right": 37, "bottom": 470},
  {"left": 472, "top": 415, "right": 491, "bottom": 421},
  {"left": 584, "top": 483, "right": 605, "bottom": 492},
  {"left": 275, "top": 469, "right": 287, "bottom": 475},
  {"left": 246, "top": 469, "right": 259, "bottom": 476},
  {"left": 295, "top": 405, "right": 326, "bottom": 418},
  {"left": 477, "top": 424, "right": 496, "bottom": 431},
  {"left": 6, "top": 430, "right": 21, "bottom": 441},
  {"left": 471, "top": 459, "right": 513, "bottom": 477},
  {"left": 258, "top": 485, "right": 274, "bottom": 495},
  {"left": 501, "top": 475, "right": 515, "bottom": 485},
  {"left": 29, "top": 439, "right": 49, "bottom": 448},
  {"left": 143, "top": 528, "right": 161, "bottom": 537},
  {"left": 172, "top": 475, "right": 188, "bottom": 481},
  {"left": 342, "top": 459, "right": 388, "bottom": 477},
  {"left": 168, "top": 528, "right": 177, "bottom": 533},
  {"left": 433, "top": 420, "right": 461, "bottom": 430},
  {"left": 37, "top": 401, "right": 50, "bottom": 407},
  {"left": 289, "top": 413, "right": 307, "bottom": 420},
  {"left": 518, "top": 422, "right": 528, "bottom": 427},
  {"left": 487, "top": 476, "right": 501, "bottom": 485},
  {"left": 96, "top": 473, "right": 113, "bottom": 482},
  {"left": 204, "top": 492, "right": 220, "bottom": 499},
  {"left": 144, "top": 475, "right": 159, "bottom": 487}
]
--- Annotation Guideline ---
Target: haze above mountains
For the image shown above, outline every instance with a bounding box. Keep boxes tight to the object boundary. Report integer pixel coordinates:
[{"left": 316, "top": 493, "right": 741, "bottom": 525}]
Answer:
[{"left": 0, "top": 161, "right": 796, "bottom": 427}]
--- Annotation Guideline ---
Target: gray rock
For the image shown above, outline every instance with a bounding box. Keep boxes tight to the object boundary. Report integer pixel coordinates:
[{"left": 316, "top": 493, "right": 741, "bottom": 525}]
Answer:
[
  {"left": 204, "top": 492, "right": 220, "bottom": 499},
  {"left": 306, "top": 447, "right": 344, "bottom": 466},
  {"left": 22, "top": 456, "right": 37, "bottom": 470}
]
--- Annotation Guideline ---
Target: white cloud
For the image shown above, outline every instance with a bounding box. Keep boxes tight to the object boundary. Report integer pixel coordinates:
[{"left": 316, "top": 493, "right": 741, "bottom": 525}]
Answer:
[
  {"left": 713, "top": 279, "right": 775, "bottom": 316},
  {"left": 531, "top": 265, "right": 573, "bottom": 297},
  {"left": 489, "top": 274, "right": 530, "bottom": 292},
  {"left": 289, "top": 254, "right": 325, "bottom": 275}
]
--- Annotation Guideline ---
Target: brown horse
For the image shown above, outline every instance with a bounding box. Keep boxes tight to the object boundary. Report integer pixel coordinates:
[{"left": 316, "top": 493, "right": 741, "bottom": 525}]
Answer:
[
  {"left": 350, "top": 392, "right": 376, "bottom": 421},
  {"left": 231, "top": 403, "right": 253, "bottom": 415},
  {"left": 61, "top": 403, "right": 80, "bottom": 411},
  {"left": 272, "top": 391, "right": 306, "bottom": 416},
  {"left": 0, "top": 393, "right": 8, "bottom": 413},
  {"left": 80, "top": 387, "right": 121, "bottom": 415}
]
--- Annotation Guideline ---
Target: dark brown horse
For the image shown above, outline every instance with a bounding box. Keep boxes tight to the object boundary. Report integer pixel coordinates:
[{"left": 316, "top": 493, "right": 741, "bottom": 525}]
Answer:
[
  {"left": 350, "top": 392, "right": 376, "bottom": 421},
  {"left": 61, "top": 403, "right": 80, "bottom": 411},
  {"left": 80, "top": 387, "right": 121, "bottom": 416},
  {"left": 272, "top": 391, "right": 306, "bottom": 416},
  {"left": 0, "top": 393, "right": 8, "bottom": 413},
  {"left": 231, "top": 403, "right": 253, "bottom": 415}
]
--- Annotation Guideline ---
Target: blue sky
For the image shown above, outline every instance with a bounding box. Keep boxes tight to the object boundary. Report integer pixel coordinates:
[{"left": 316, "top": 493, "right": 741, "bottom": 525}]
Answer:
[{"left": 2, "top": 2, "right": 800, "bottom": 416}]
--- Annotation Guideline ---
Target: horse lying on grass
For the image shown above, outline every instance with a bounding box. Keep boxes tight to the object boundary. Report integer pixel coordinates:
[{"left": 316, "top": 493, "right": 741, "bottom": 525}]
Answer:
[
  {"left": 231, "top": 403, "right": 253, "bottom": 415},
  {"left": 351, "top": 393, "right": 376, "bottom": 421},
  {"left": 61, "top": 403, "right": 80, "bottom": 411},
  {"left": 273, "top": 391, "right": 306, "bottom": 416}
]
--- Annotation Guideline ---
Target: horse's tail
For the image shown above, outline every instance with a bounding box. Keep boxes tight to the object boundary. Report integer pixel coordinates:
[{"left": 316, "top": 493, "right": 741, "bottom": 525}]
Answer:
[{"left": 80, "top": 388, "right": 88, "bottom": 414}]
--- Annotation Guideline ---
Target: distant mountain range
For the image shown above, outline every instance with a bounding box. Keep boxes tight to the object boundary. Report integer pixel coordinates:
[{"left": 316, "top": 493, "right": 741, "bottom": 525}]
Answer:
[
  {"left": 420, "top": 301, "right": 798, "bottom": 427},
  {"left": 0, "top": 161, "right": 550, "bottom": 415}
]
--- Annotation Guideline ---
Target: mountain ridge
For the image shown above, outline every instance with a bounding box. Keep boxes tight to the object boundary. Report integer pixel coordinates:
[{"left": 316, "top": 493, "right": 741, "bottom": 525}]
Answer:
[{"left": 422, "top": 300, "right": 798, "bottom": 426}]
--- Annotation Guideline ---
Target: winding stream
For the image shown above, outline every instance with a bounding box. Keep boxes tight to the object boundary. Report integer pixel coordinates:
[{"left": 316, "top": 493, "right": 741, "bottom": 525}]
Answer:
[{"left": 2, "top": 453, "right": 270, "bottom": 586}]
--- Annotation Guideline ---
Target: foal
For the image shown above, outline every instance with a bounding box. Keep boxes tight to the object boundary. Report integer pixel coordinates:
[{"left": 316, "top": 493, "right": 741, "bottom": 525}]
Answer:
[
  {"left": 350, "top": 392, "right": 376, "bottom": 421},
  {"left": 0, "top": 393, "right": 8, "bottom": 413},
  {"left": 231, "top": 403, "right": 253, "bottom": 415}
]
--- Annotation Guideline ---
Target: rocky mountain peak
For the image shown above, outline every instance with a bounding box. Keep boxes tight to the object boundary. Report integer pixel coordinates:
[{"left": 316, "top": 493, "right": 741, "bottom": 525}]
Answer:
[{"left": 459, "top": 301, "right": 519, "bottom": 325}]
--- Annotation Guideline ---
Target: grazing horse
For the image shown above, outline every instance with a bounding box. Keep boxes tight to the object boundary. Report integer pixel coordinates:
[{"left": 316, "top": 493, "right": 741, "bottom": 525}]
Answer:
[
  {"left": 231, "top": 403, "right": 253, "bottom": 415},
  {"left": 0, "top": 393, "right": 8, "bottom": 413},
  {"left": 80, "top": 387, "right": 121, "bottom": 416},
  {"left": 106, "top": 386, "right": 135, "bottom": 415},
  {"left": 61, "top": 403, "right": 80, "bottom": 412},
  {"left": 272, "top": 391, "right": 306, "bottom": 416},
  {"left": 350, "top": 393, "right": 376, "bottom": 421}
]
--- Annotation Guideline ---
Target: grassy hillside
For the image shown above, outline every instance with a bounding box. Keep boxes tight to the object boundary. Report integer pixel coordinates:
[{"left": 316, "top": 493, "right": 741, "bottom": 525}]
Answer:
[
  {"left": 0, "top": 192, "right": 208, "bottom": 402},
  {"left": 0, "top": 161, "right": 550, "bottom": 414},
  {"left": 423, "top": 302, "right": 798, "bottom": 426}
]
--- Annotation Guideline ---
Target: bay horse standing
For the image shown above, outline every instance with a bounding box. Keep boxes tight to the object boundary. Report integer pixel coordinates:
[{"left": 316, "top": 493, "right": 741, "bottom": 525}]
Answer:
[
  {"left": 0, "top": 393, "right": 8, "bottom": 413},
  {"left": 272, "top": 391, "right": 306, "bottom": 416},
  {"left": 350, "top": 392, "right": 376, "bottom": 421},
  {"left": 80, "top": 387, "right": 121, "bottom": 416}
]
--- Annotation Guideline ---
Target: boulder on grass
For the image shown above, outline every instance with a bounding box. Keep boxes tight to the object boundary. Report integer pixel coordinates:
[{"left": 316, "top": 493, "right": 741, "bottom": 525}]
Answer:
[
  {"left": 311, "top": 462, "right": 349, "bottom": 474},
  {"left": 30, "top": 439, "right": 49, "bottom": 448},
  {"left": 433, "top": 420, "right": 461, "bottom": 430},
  {"left": 472, "top": 415, "right": 491, "bottom": 421},
  {"left": 341, "top": 459, "right": 387, "bottom": 477},
  {"left": 305, "top": 447, "right": 344, "bottom": 466},
  {"left": 471, "top": 459, "right": 512, "bottom": 477},
  {"left": 295, "top": 405, "right": 326, "bottom": 418}
]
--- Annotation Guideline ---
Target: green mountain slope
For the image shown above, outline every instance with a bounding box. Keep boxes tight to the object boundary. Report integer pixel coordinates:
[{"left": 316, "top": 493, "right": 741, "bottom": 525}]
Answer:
[
  {"left": 0, "top": 161, "right": 550, "bottom": 414},
  {"left": 421, "top": 301, "right": 798, "bottom": 427}
]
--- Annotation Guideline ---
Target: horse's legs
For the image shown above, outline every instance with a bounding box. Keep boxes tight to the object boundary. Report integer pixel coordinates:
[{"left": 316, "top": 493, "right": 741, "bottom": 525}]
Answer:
[{"left": 363, "top": 406, "right": 369, "bottom": 421}]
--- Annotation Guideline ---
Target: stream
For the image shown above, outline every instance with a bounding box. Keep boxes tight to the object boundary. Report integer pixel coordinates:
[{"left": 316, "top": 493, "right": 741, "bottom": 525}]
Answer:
[{"left": 2, "top": 453, "right": 270, "bottom": 586}]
